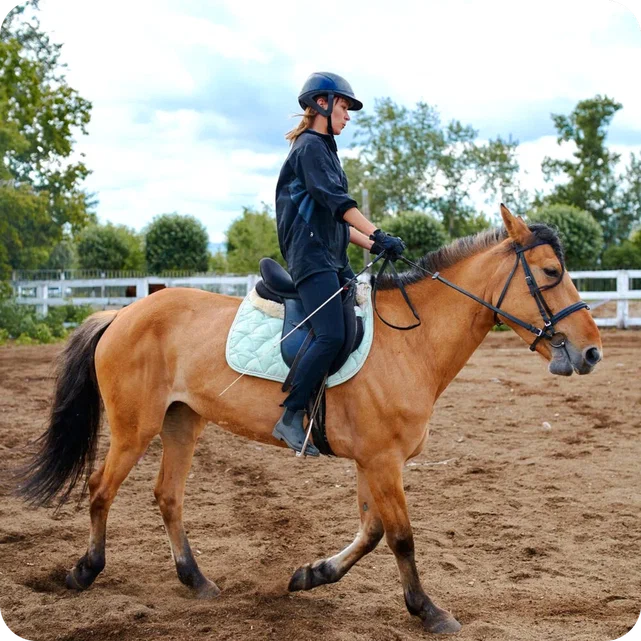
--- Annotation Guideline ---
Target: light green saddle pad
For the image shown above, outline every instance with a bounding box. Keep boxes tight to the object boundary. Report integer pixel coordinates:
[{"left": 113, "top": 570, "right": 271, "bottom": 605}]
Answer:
[{"left": 225, "top": 281, "right": 374, "bottom": 388}]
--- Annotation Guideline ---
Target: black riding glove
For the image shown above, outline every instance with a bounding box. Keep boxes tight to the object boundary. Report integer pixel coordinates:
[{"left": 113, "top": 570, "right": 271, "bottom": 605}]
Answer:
[{"left": 369, "top": 229, "right": 406, "bottom": 261}]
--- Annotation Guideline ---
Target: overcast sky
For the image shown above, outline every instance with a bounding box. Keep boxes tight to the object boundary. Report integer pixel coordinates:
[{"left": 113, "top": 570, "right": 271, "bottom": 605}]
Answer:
[{"left": 3, "top": 0, "right": 641, "bottom": 242}]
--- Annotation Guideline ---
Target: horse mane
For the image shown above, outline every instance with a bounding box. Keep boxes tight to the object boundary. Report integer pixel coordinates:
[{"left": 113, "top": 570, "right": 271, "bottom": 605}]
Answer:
[{"left": 375, "top": 223, "right": 564, "bottom": 291}]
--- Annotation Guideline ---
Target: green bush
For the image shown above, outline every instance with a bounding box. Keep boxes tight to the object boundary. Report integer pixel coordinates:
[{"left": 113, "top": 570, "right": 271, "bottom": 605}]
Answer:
[
  {"left": 378, "top": 211, "right": 449, "bottom": 263},
  {"left": 0, "top": 282, "right": 12, "bottom": 300},
  {"left": 77, "top": 224, "right": 145, "bottom": 271},
  {"left": 601, "top": 241, "right": 641, "bottom": 269},
  {"left": 0, "top": 300, "right": 93, "bottom": 343},
  {"left": 0, "top": 328, "right": 8, "bottom": 345},
  {"left": 30, "top": 322, "right": 54, "bottom": 343},
  {"left": 145, "top": 213, "right": 209, "bottom": 273},
  {"left": 528, "top": 204, "right": 603, "bottom": 269}
]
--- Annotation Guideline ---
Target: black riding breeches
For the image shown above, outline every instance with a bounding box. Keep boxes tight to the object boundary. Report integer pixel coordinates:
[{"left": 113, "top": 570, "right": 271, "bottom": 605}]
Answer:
[{"left": 283, "top": 270, "right": 345, "bottom": 411}]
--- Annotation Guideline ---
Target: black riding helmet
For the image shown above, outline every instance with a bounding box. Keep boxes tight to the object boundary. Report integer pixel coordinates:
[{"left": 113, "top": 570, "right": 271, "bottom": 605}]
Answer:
[{"left": 298, "top": 72, "right": 363, "bottom": 136}]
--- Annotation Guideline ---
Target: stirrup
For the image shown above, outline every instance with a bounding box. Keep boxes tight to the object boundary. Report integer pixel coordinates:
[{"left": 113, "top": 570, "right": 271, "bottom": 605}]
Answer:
[{"left": 272, "top": 410, "right": 319, "bottom": 457}]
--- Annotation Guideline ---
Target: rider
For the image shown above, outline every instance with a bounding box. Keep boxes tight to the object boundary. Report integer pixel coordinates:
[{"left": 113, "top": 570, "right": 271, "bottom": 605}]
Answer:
[{"left": 273, "top": 71, "right": 406, "bottom": 456}]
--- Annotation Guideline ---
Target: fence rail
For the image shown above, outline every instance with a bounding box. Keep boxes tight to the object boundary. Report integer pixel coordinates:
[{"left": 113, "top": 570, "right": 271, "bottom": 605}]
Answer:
[{"left": 10, "top": 270, "right": 641, "bottom": 329}]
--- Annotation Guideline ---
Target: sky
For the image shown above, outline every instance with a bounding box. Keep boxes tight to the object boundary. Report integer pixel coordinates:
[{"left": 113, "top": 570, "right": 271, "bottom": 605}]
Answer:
[{"left": 2, "top": 0, "right": 641, "bottom": 243}]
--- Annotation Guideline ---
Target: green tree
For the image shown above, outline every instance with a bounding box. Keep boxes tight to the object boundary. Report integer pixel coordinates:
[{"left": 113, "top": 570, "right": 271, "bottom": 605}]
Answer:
[
  {"left": 0, "top": 183, "right": 51, "bottom": 277},
  {"left": 0, "top": 2, "right": 94, "bottom": 274},
  {"left": 614, "top": 153, "right": 641, "bottom": 243},
  {"left": 76, "top": 223, "right": 144, "bottom": 271},
  {"left": 209, "top": 251, "right": 228, "bottom": 274},
  {"left": 378, "top": 211, "right": 448, "bottom": 263},
  {"left": 145, "top": 213, "right": 209, "bottom": 273},
  {"left": 345, "top": 98, "right": 521, "bottom": 235},
  {"left": 540, "top": 95, "right": 636, "bottom": 245},
  {"left": 528, "top": 204, "right": 603, "bottom": 269},
  {"left": 225, "top": 206, "right": 284, "bottom": 274},
  {"left": 45, "top": 239, "right": 76, "bottom": 270},
  {"left": 601, "top": 241, "right": 641, "bottom": 269}
]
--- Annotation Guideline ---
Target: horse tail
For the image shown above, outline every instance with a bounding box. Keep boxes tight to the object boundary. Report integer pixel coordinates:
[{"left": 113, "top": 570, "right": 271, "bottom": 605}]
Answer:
[{"left": 17, "top": 310, "right": 118, "bottom": 508}]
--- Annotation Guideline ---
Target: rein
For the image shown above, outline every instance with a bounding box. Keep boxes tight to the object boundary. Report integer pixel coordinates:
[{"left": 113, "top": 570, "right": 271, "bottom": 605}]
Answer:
[{"left": 372, "top": 241, "right": 590, "bottom": 351}]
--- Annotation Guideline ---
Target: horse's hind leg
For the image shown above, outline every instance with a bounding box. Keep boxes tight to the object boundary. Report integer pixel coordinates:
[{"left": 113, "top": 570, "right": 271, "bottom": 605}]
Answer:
[
  {"left": 289, "top": 464, "right": 384, "bottom": 591},
  {"left": 154, "top": 402, "right": 220, "bottom": 599},
  {"left": 66, "top": 403, "right": 163, "bottom": 590}
]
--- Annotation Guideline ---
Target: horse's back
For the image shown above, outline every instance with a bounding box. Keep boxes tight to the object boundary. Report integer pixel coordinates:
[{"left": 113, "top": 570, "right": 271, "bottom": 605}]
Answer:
[{"left": 94, "top": 288, "right": 240, "bottom": 400}]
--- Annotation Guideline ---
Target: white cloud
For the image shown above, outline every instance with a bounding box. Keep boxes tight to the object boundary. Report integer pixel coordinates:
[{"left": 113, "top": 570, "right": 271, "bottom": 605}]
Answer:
[{"left": 4, "top": 0, "right": 639, "bottom": 241}]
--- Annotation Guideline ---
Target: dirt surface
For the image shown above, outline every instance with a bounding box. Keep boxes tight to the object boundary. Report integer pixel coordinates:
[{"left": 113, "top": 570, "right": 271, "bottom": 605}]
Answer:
[{"left": 0, "top": 331, "right": 639, "bottom": 641}]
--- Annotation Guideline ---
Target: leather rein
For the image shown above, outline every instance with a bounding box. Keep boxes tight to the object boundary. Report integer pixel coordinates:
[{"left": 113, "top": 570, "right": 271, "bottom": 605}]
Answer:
[{"left": 372, "top": 241, "right": 590, "bottom": 351}]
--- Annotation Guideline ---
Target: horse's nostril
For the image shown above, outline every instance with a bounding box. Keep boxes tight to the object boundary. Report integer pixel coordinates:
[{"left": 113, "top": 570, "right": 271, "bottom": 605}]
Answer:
[{"left": 584, "top": 346, "right": 602, "bottom": 366}]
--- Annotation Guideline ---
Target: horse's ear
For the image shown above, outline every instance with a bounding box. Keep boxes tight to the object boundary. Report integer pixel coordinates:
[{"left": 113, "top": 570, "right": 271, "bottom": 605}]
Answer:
[{"left": 500, "top": 203, "right": 530, "bottom": 245}]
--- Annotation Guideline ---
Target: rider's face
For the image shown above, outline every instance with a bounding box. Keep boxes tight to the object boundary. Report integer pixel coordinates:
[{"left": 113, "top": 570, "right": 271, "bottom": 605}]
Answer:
[
  {"left": 316, "top": 96, "right": 351, "bottom": 135},
  {"left": 331, "top": 98, "right": 351, "bottom": 135}
]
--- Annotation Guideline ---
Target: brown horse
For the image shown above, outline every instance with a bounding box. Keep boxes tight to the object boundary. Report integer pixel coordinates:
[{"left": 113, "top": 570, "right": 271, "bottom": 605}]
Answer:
[{"left": 18, "top": 206, "right": 602, "bottom": 634}]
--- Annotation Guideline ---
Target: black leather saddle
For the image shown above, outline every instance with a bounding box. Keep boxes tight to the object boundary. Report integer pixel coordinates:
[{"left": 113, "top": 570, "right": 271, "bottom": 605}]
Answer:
[{"left": 256, "top": 258, "right": 364, "bottom": 388}]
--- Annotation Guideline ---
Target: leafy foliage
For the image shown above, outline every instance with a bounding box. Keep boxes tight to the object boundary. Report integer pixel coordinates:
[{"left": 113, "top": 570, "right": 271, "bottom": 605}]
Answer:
[
  {"left": 45, "top": 240, "right": 76, "bottom": 270},
  {"left": 76, "top": 223, "right": 144, "bottom": 271},
  {"left": 0, "top": 184, "right": 52, "bottom": 277},
  {"left": 378, "top": 211, "right": 448, "bottom": 263},
  {"left": 225, "top": 206, "right": 285, "bottom": 274},
  {"left": 528, "top": 204, "right": 603, "bottom": 269},
  {"left": 541, "top": 95, "right": 640, "bottom": 245},
  {"left": 344, "top": 99, "right": 521, "bottom": 236},
  {"left": 0, "top": 299, "right": 93, "bottom": 343},
  {"left": 144, "top": 213, "right": 209, "bottom": 273},
  {"left": 0, "top": 2, "right": 94, "bottom": 275},
  {"left": 601, "top": 241, "right": 641, "bottom": 269},
  {"left": 209, "top": 251, "right": 228, "bottom": 274}
]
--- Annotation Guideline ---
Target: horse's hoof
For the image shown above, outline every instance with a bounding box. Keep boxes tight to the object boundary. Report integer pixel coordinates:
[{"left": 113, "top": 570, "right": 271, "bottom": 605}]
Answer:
[
  {"left": 195, "top": 580, "right": 221, "bottom": 599},
  {"left": 424, "top": 612, "right": 462, "bottom": 634},
  {"left": 288, "top": 565, "right": 311, "bottom": 592},
  {"left": 65, "top": 567, "right": 87, "bottom": 591}
]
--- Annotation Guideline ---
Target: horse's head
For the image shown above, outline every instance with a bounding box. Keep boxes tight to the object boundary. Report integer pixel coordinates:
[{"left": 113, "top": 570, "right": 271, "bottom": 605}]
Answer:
[{"left": 492, "top": 204, "right": 602, "bottom": 376}]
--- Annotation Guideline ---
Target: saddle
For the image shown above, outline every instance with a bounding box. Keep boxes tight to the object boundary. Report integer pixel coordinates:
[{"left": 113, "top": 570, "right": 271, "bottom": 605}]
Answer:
[{"left": 256, "top": 258, "right": 364, "bottom": 390}]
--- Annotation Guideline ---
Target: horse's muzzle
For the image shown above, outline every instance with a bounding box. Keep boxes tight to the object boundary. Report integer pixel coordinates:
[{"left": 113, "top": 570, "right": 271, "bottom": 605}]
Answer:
[{"left": 549, "top": 340, "right": 602, "bottom": 376}]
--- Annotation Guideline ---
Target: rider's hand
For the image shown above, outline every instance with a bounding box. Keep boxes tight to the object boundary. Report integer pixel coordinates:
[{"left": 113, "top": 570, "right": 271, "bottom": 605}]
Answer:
[{"left": 369, "top": 229, "right": 406, "bottom": 261}]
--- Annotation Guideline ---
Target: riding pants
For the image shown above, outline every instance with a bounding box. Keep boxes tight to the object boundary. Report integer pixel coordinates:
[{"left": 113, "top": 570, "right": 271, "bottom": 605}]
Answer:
[{"left": 283, "top": 270, "right": 346, "bottom": 411}]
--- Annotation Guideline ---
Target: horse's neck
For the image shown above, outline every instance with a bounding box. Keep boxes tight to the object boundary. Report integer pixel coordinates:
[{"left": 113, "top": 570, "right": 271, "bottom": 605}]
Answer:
[{"left": 378, "top": 250, "right": 500, "bottom": 400}]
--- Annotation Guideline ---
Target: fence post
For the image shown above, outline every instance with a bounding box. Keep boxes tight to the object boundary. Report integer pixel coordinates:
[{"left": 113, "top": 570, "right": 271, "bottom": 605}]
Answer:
[
  {"left": 36, "top": 283, "right": 49, "bottom": 317},
  {"left": 617, "top": 270, "right": 629, "bottom": 329},
  {"left": 246, "top": 274, "right": 259, "bottom": 294},
  {"left": 135, "top": 279, "right": 148, "bottom": 299}
]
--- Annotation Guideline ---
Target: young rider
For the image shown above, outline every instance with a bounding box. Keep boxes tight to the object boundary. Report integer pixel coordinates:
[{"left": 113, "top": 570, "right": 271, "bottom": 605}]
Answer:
[{"left": 273, "top": 71, "right": 406, "bottom": 456}]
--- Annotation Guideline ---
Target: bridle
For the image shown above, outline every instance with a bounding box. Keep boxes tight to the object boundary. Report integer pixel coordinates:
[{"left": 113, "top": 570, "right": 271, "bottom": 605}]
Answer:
[{"left": 372, "top": 241, "right": 590, "bottom": 352}]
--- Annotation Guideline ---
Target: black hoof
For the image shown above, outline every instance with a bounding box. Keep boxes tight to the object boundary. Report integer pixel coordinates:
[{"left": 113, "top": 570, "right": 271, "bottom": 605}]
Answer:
[
  {"left": 195, "top": 579, "right": 221, "bottom": 599},
  {"left": 288, "top": 561, "right": 337, "bottom": 592},
  {"left": 65, "top": 554, "right": 103, "bottom": 591},
  {"left": 423, "top": 613, "right": 462, "bottom": 634}
]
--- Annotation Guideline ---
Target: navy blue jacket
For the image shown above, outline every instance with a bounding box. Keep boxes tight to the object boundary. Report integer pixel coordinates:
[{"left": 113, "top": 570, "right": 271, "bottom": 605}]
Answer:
[{"left": 275, "top": 130, "right": 357, "bottom": 287}]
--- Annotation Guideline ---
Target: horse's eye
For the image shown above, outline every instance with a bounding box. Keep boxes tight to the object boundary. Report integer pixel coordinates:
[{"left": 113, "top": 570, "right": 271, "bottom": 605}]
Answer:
[{"left": 543, "top": 267, "right": 560, "bottom": 278}]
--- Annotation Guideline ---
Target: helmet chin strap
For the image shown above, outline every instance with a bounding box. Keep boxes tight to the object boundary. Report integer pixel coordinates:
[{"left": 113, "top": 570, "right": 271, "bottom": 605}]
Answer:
[
  {"left": 324, "top": 92, "right": 335, "bottom": 137},
  {"left": 308, "top": 92, "right": 335, "bottom": 136}
]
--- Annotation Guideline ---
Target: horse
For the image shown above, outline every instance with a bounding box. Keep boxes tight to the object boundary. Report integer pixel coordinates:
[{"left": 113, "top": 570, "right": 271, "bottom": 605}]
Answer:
[{"left": 17, "top": 205, "right": 602, "bottom": 634}]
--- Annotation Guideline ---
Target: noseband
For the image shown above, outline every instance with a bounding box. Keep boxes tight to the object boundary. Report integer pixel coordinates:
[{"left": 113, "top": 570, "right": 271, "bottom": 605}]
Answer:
[
  {"left": 373, "top": 241, "right": 590, "bottom": 352},
  {"left": 492, "top": 242, "right": 590, "bottom": 351}
]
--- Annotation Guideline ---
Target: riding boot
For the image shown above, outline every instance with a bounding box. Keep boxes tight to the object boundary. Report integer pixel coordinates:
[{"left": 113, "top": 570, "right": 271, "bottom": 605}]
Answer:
[{"left": 272, "top": 408, "right": 320, "bottom": 457}]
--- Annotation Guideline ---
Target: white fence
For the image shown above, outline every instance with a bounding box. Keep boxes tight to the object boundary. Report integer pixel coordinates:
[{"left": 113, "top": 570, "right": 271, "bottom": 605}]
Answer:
[{"left": 10, "top": 270, "right": 641, "bottom": 329}]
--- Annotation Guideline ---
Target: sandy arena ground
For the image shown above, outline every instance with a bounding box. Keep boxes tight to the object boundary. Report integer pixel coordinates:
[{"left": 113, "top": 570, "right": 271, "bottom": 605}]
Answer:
[{"left": 0, "top": 331, "right": 639, "bottom": 641}]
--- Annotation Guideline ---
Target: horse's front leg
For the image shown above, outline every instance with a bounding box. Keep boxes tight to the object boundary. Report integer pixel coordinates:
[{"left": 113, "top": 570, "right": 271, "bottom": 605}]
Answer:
[
  {"left": 363, "top": 460, "right": 461, "bottom": 634},
  {"left": 289, "top": 463, "right": 384, "bottom": 591}
]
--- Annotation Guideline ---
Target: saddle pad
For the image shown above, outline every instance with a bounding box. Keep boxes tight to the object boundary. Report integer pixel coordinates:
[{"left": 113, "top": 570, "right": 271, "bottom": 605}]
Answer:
[{"left": 225, "top": 281, "right": 374, "bottom": 388}]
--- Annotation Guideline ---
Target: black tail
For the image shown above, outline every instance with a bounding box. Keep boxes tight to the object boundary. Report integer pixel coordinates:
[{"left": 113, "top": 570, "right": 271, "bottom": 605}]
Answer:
[{"left": 16, "top": 311, "right": 118, "bottom": 507}]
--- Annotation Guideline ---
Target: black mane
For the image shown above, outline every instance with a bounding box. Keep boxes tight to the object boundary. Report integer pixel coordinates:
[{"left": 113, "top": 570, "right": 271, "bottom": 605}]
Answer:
[{"left": 375, "top": 224, "right": 564, "bottom": 291}]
